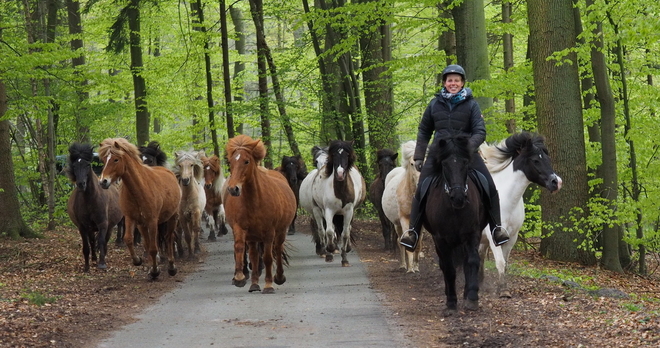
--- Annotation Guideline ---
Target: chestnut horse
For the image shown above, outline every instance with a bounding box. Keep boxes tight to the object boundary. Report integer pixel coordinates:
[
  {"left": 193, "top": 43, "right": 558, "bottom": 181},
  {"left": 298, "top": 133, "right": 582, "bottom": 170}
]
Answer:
[
  {"left": 99, "top": 138, "right": 181, "bottom": 280},
  {"left": 201, "top": 154, "right": 229, "bottom": 241},
  {"left": 368, "top": 148, "right": 398, "bottom": 251},
  {"left": 224, "top": 135, "right": 296, "bottom": 293},
  {"left": 66, "top": 143, "right": 123, "bottom": 272},
  {"left": 173, "top": 150, "right": 206, "bottom": 258}
]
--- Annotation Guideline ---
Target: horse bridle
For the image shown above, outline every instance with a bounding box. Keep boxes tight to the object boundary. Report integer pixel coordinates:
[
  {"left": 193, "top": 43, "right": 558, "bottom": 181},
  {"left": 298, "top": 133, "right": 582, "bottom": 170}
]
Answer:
[{"left": 442, "top": 170, "right": 468, "bottom": 195}]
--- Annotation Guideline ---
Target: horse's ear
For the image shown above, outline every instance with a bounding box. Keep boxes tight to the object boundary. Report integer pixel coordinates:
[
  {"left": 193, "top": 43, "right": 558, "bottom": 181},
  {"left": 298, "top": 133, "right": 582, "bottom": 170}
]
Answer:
[
  {"left": 392, "top": 153, "right": 398, "bottom": 161},
  {"left": 113, "top": 140, "right": 122, "bottom": 149},
  {"left": 251, "top": 139, "right": 266, "bottom": 161},
  {"left": 174, "top": 150, "right": 183, "bottom": 159}
]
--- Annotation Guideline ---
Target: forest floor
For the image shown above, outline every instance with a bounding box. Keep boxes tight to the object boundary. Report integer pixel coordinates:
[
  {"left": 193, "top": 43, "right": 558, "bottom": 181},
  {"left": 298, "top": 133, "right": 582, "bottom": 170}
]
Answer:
[{"left": 1, "top": 218, "right": 659, "bottom": 347}]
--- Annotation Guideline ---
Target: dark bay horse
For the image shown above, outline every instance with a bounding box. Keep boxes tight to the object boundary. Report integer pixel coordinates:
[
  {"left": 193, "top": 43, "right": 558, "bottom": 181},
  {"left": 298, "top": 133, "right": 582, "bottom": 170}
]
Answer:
[
  {"left": 276, "top": 155, "right": 307, "bottom": 235},
  {"left": 424, "top": 134, "right": 488, "bottom": 311},
  {"left": 99, "top": 138, "right": 181, "bottom": 280},
  {"left": 224, "top": 135, "right": 297, "bottom": 293},
  {"left": 66, "top": 143, "right": 123, "bottom": 272},
  {"left": 201, "top": 154, "right": 229, "bottom": 240},
  {"left": 368, "top": 148, "right": 398, "bottom": 250}
]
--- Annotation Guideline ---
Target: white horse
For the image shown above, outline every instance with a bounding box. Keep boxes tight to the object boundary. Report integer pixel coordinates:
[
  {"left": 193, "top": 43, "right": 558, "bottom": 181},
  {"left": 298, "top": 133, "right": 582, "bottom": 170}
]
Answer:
[
  {"left": 382, "top": 141, "right": 422, "bottom": 273},
  {"left": 478, "top": 132, "right": 563, "bottom": 297},
  {"left": 173, "top": 150, "right": 207, "bottom": 259},
  {"left": 300, "top": 146, "right": 329, "bottom": 256},
  {"left": 310, "top": 141, "right": 366, "bottom": 266}
]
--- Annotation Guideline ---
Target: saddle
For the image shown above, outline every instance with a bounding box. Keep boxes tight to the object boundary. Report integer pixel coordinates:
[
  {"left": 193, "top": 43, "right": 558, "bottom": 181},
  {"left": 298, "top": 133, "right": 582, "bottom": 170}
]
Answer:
[{"left": 419, "top": 169, "right": 491, "bottom": 206}]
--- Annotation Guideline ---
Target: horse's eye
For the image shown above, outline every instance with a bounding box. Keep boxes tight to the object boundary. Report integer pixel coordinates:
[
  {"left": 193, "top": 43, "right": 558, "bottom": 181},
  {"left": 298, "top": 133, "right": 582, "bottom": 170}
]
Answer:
[
  {"left": 113, "top": 158, "right": 119, "bottom": 163},
  {"left": 244, "top": 160, "right": 249, "bottom": 165}
]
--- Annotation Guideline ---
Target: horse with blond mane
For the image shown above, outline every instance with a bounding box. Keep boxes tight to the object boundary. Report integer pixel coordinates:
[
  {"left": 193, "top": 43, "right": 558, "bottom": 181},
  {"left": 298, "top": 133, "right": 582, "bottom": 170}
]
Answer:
[
  {"left": 224, "top": 135, "right": 296, "bottom": 293},
  {"left": 99, "top": 138, "right": 181, "bottom": 280}
]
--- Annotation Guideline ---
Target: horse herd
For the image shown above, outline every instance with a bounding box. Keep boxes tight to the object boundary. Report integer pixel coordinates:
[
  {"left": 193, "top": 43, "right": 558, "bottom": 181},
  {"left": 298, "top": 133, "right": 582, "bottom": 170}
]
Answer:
[{"left": 65, "top": 132, "right": 561, "bottom": 310}]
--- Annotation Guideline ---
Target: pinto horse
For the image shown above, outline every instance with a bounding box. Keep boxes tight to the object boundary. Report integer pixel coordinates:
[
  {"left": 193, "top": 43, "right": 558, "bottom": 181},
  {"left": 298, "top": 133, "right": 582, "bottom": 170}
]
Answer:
[
  {"left": 201, "top": 154, "right": 229, "bottom": 240},
  {"left": 66, "top": 143, "right": 123, "bottom": 272},
  {"left": 224, "top": 135, "right": 296, "bottom": 293},
  {"left": 311, "top": 140, "right": 366, "bottom": 266},
  {"left": 99, "top": 138, "right": 181, "bottom": 280},
  {"left": 382, "top": 141, "right": 423, "bottom": 273},
  {"left": 368, "top": 148, "right": 398, "bottom": 251},
  {"left": 277, "top": 155, "right": 307, "bottom": 235},
  {"left": 173, "top": 150, "right": 206, "bottom": 259},
  {"left": 424, "top": 134, "right": 488, "bottom": 311},
  {"left": 478, "top": 132, "right": 562, "bottom": 297}
]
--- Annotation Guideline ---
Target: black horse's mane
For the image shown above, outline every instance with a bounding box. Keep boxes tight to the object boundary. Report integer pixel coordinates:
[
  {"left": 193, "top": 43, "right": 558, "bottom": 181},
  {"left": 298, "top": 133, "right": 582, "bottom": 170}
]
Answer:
[
  {"left": 280, "top": 155, "right": 308, "bottom": 180},
  {"left": 376, "top": 148, "right": 396, "bottom": 162},
  {"left": 66, "top": 143, "right": 95, "bottom": 181},
  {"left": 325, "top": 140, "right": 356, "bottom": 177},
  {"left": 498, "top": 132, "right": 548, "bottom": 159},
  {"left": 138, "top": 141, "right": 168, "bottom": 167},
  {"left": 430, "top": 133, "right": 472, "bottom": 172}
]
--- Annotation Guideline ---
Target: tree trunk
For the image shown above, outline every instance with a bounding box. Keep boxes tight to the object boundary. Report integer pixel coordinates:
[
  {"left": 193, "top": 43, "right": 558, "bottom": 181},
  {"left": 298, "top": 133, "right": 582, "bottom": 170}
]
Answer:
[
  {"left": 0, "top": 80, "right": 36, "bottom": 239},
  {"left": 436, "top": 3, "right": 455, "bottom": 86},
  {"left": 192, "top": 0, "right": 218, "bottom": 153},
  {"left": 128, "top": 0, "right": 150, "bottom": 146},
  {"left": 451, "top": 0, "right": 492, "bottom": 111},
  {"left": 528, "top": 0, "right": 595, "bottom": 264},
  {"left": 248, "top": 0, "right": 272, "bottom": 168},
  {"left": 586, "top": 0, "right": 622, "bottom": 273},
  {"left": 220, "top": 0, "right": 234, "bottom": 147},
  {"left": 503, "top": 0, "right": 516, "bottom": 133},
  {"left": 67, "top": 0, "right": 90, "bottom": 143},
  {"left": 229, "top": 5, "right": 246, "bottom": 135}
]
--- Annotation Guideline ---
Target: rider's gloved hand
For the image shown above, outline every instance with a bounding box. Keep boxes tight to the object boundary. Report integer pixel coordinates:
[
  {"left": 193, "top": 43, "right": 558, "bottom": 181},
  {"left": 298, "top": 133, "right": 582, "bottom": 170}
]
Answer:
[{"left": 414, "top": 160, "right": 423, "bottom": 172}]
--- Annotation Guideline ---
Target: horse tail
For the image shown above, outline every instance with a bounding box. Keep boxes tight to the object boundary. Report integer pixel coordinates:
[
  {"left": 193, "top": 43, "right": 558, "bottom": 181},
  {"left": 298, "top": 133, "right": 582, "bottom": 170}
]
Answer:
[{"left": 282, "top": 240, "right": 295, "bottom": 266}]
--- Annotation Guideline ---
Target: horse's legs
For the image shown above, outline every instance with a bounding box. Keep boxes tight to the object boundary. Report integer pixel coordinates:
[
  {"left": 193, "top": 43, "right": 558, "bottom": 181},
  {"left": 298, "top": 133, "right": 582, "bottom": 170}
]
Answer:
[
  {"left": 164, "top": 216, "right": 178, "bottom": 277},
  {"left": 123, "top": 218, "right": 142, "bottom": 266},
  {"left": 96, "top": 222, "right": 110, "bottom": 269},
  {"left": 207, "top": 209, "right": 217, "bottom": 241},
  {"left": 115, "top": 218, "right": 125, "bottom": 247},
  {"left": 322, "top": 208, "right": 337, "bottom": 262},
  {"left": 273, "top": 236, "right": 286, "bottom": 286},
  {"left": 378, "top": 210, "right": 392, "bottom": 250},
  {"left": 143, "top": 221, "right": 161, "bottom": 280},
  {"left": 339, "top": 209, "right": 354, "bottom": 267},
  {"left": 463, "top": 242, "right": 481, "bottom": 311},
  {"left": 182, "top": 216, "right": 193, "bottom": 259},
  {"left": 80, "top": 230, "right": 91, "bottom": 272},
  {"left": 192, "top": 209, "right": 202, "bottom": 254},
  {"left": 218, "top": 205, "right": 229, "bottom": 235},
  {"left": 260, "top": 238, "right": 275, "bottom": 293},
  {"left": 436, "top": 243, "right": 458, "bottom": 310},
  {"left": 232, "top": 226, "right": 247, "bottom": 287},
  {"left": 394, "top": 223, "right": 407, "bottom": 270},
  {"left": 311, "top": 206, "right": 326, "bottom": 257}
]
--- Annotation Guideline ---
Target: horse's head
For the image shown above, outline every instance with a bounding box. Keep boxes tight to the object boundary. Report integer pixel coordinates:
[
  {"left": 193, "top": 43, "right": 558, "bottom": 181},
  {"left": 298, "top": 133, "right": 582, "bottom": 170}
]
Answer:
[
  {"left": 67, "top": 143, "right": 96, "bottom": 191},
  {"left": 225, "top": 135, "right": 265, "bottom": 197},
  {"left": 138, "top": 141, "right": 167, "bottom": 167},
  {"left": 174, "top": 150, "right": 203, "bottom": 187},
  {"left": 432, "top": 134, "right": 472, "bottom": 209},
  {"left": 326, "top": 140, "right": 356, "bottom": 182},
  {"left": 312, "top": 145, "right": 328, "bottom": 170},
  {"left": 280, "top": 155, "right": 306, "bottom": 187},
  {"left": 202, "top": 155, "right": 223, "bottom": 189},
  {"left": 508, "top": 133, "right": 563, "bottom": 193},
  {"left": 375, "top": 149, "right": 397, "bottom": 178},
  {"left": 98, "top": 138, "right": 139, "bottom": 189}
]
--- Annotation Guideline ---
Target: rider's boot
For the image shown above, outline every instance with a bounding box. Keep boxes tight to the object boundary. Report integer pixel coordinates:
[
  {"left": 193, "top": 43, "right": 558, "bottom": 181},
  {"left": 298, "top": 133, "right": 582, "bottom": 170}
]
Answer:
[
  {"left": 399, "top": 195, "right": 424, "bottom": 252},
  {"left": 489, "top": 190, "right": 509, "bottom": 246}
]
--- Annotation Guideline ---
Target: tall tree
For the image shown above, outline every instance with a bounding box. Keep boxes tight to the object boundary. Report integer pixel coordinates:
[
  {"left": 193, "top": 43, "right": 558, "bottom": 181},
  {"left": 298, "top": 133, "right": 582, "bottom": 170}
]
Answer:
[
  {"left": 66, "top": 0, "right": 90, "bottom": 143},
  {"left": 502, "top": 0, "right": 516, "bottom": 133},
  {"left": 229, "top": 5, "right": 246, "bottom": 136},
  {"left": 0, "top": 79, "right": 36, "bottom": 239},
  {"left": 528, "top": 0, "right": 596, "bottom": 264},
  {"left": 220, "top": 0, "right": 235, "bottom": 147}
]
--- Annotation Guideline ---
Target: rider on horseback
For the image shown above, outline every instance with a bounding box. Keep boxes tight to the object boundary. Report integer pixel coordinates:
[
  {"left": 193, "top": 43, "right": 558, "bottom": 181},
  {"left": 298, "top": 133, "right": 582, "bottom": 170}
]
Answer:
[{"left": 399, "top": 64, "right": 509, "bottom": 251}]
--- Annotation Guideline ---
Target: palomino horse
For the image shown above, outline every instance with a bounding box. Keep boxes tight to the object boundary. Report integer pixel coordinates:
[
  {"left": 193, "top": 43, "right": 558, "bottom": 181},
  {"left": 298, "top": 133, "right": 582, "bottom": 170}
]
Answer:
[
  {"left": 311, "top": 140, "right": 366, "bottom": 266},
  {"left": 368, "top": 148, "right": 398, "bottom": 251},
  {"left": 299, "top": 146, "right": 329, "bottom": 255},
  {"left": 424, "top": 134, "right": 487, "bottom": 311},
  {"left": 478, "top": 132, "right": 562, "bottom": 297},
  {"left": 276, "top": 155, "right": 307, "bottom": 235},
  {"left": 224, "top": 135, "right": 296, "bottom": 293},
  {"left": 66, "top": 143, "right": 123, "bottom": 272},
  {"left": 382, "top": 141, "right": 423, "bottom": 273},
  {"left": 173, "top": 150, "right": 206, "bottom": 259},
  {"left": 99, "top": 138, "right": 181, "bottom": 280},
  {"left": 201, "top": 154, "right": 229, "bottom": 240}
]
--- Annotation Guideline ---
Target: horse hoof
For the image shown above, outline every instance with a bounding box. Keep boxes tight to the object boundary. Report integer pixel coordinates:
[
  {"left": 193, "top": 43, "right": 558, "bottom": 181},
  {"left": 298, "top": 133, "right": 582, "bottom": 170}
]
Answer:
[
  {"left": 133, "top": 257, "right": 143, "bottom": 266},
  {"left": 442, "top": 308, "right": 458, "bottom": 317},
  {"left": 97, "top": 263, "right": 107, "bottom": 270},
  {"left": 208, "top": 235, "right": 217, "bottom": 242},
  {"left": 341, "top": 261, "right": 350, "bottom": 267},
  {"left": 499, "top": 291, "right": 512, "bottom": 299},
  {"left": 232, "top": 278, "right": 247, "bottom": 287},
  {"left": 149, "top": 269, "right": 161, "bottom": 280},
  {"left": 168, "top": 267, "right": 177, "bottom": 276},
  {"left": 464, "top": 299, "right": 479, "bottom": 311},
  {"left": 274, "top": 275, "right": 286, "bottom": 285},
  {"left": 249, "top": 284, "right": 261, "bottom": 292},
  {"left": 262, "top": 287, "right": 275, "bottom": 294},
  {"left": 287, "top": 230, "right": 295, "bottom": 235},
  {"left": 325, "top": 254, "right": 334, "bottom": 262}
]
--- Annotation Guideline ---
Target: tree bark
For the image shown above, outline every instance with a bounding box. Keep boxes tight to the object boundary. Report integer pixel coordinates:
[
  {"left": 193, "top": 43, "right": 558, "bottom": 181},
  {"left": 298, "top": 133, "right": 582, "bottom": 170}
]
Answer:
[
  {"left": 192, "top": 0, "right": 218, "bottom": 153},
  {"left": 229, "top": 5, "right": 246, "bottom": 135},
  {"left": 503, "top": 0, "right": 516, "bottom": 133},
  {"left": 67, "top": 0, "right": 90, "bottom": 143},
  {"left": 528, "top": 0, "right": 595, "bottom": 264},
  {"left": 220, "top": 0, "right": 235, "bottom": 146},
  {"left": 127, "top": 0, "right": 150, "bottom": 146}
]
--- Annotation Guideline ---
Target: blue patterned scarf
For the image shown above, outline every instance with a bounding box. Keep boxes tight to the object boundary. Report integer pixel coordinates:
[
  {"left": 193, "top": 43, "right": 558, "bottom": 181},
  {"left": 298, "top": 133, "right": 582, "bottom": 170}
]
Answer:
[{"left": 441, "top": 87, "right": 467, "bottom": 105}]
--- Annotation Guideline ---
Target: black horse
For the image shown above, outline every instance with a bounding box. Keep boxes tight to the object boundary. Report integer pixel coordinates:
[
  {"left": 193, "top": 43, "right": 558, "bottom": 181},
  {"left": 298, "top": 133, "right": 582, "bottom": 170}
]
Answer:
[
  {"left": 66, "top": 143, "right": 124, "bottom": 272},
  {"left": 277, "top": 155, "right": 307, "bottom": 235},
  {"left": 368, "top": 148, "right": 398, "bottom": 251},
  {"left": 424, "top": 134, "right": 488, "bottom": 312}
]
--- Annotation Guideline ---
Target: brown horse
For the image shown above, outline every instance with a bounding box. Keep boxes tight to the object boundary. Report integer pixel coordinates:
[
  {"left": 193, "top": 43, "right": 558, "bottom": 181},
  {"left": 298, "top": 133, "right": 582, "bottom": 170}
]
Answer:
[
  {"left": 66, "top": 143, "right": 123, "bottom": 272},
  {"left": 368, "top": 148, "right": 398, "bottom": 251},
  {"left": 201, "top": 154, "right": 229, "bottom": 241},
  {"left": 224, "top": 135, "right": 296, "bottom": 293},
  {"left": 98, "top": 138, "right": 181, "bottom": 280}
]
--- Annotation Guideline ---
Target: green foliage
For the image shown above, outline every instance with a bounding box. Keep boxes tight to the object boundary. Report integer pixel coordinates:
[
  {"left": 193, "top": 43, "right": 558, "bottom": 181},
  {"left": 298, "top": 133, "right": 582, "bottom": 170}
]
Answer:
[{"left": 21, "top": 290, "right": 59, "bottom": 306}]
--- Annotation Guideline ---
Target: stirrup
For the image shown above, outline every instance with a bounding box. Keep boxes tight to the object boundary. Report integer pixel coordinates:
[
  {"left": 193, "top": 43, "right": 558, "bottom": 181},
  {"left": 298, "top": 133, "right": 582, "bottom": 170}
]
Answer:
[
  {"left": 399, "top": 228, "right": 419, "bottom": 251},
  {"left": 492, "top": 225, "right": 509, "bottom": 246}
]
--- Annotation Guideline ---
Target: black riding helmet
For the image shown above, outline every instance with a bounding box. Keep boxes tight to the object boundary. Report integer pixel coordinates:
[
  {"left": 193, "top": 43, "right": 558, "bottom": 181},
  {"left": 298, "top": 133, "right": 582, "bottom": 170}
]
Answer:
[{"left": 441, "top": 64, "right": 466, "bottom": 82}]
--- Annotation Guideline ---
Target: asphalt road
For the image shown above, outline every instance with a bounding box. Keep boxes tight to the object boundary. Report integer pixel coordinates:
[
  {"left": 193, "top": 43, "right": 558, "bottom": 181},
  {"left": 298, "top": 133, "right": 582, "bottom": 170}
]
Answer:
[{"left": 97, "top": 230, "right": 411, "bottom": 348}]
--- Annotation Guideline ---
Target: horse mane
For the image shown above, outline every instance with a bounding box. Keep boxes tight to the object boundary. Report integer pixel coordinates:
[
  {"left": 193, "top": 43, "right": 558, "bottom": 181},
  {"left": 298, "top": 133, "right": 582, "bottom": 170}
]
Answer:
[
  {"left": 430, "top": 134, "right": 472, "bottom": 172},
  {"left": 376, "top": 148, "right": 396, "bottom": 163},
  {"left": 173, "top": 150, "right": 204, "bottom": 182},
  {"left": 481, "top": 132, "right": 548, "bottom": 174},
  {"left": 400, "top": 140, "right": 416, "bottom": 165},
  {"left": 325, "top": 140, "right": 356, "bottom": 177},
  {"left": 226, "top": 134, "right": 266, "bottom": 162},
  {"left": 98, "top": 138, "right": 141, "bottom": 164},
  {"left": 66, "top": 142, "right": 95, "bottom": 182},
  {"left": 281, "top": 155, "right": 308, "bottom": 180},
  {"left": 138, "top": 141, "right": 168, "bottom": 166}
]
